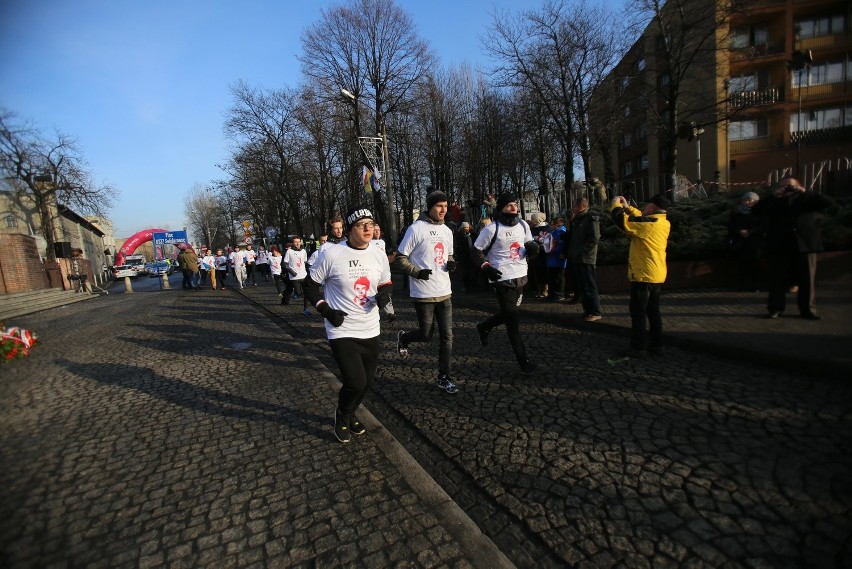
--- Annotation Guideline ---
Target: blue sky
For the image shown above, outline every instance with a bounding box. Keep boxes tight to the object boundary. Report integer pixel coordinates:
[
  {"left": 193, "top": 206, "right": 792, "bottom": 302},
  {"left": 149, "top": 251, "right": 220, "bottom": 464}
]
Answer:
[{"left": 0, "top": 0, "right": 624, "bottom": 239}]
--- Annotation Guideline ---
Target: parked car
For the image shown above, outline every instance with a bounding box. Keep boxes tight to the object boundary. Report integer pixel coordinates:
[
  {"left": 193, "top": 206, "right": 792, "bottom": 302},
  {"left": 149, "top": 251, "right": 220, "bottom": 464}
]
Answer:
[
  {"left": 113, "top": 265, "right": 138, "bottom": 279},
  {"left": 148, "top": 261, "right": 174, "bottom": 276}
]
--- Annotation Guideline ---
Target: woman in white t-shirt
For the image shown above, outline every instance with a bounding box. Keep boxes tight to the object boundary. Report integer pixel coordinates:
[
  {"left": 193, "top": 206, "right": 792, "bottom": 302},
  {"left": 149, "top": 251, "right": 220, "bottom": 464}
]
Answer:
[
  {"left": 304, "top": 208, "right": 392, "bottom": 444},
  {"left": 268, "top": 246, "right": 285, "bottom": 297},
  {"left": 201, "top": 252, "right": 218, "bottom": 290}
]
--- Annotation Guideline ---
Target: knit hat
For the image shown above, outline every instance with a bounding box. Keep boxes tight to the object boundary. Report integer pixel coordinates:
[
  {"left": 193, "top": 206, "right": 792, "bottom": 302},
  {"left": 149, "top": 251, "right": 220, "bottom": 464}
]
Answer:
[
  {"left": 460, "top": 221, "right": 470, "bottom": 229},
  {"left": 426, "top": 190, "right": 448, "bottom": 210},
  {"left": 345, "top": 207, "right": 373, "bottom": 229},
  {"left": 742, "top": 191, "right": 759, "bottom": 202},
  {"left": 495, "top": 193, "right": 518, "bottom": 212},
  {"left": 649, "top": 194, "right": 670, "bottom": 210}
]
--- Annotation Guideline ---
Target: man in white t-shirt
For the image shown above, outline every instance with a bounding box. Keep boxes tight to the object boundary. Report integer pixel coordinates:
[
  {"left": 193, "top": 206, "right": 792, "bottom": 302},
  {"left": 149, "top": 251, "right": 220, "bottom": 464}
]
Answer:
[
  {"left": 244, "top": 244, "right": 258, "bottom": 286},
  {"left": 229, "top": 245, "right": 247, "bottom": 289},
  {"left": 256, "top": 245, "right": 270, "bottom": 281},
  {"left": 304, "top": 207, "right": 392, "bottom": 443},
  {"left": 473, "top": 193, "right": 541, "bottom": 375},
  {"left": 394, "top": 190, "right": 458, "bottom": 393},
  {"left": 282, "top": 236, "right": 308, "bottom": 307}
]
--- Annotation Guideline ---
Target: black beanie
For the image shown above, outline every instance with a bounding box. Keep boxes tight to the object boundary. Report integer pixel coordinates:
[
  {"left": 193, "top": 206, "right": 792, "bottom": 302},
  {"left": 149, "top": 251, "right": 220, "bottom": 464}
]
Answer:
[
  {"left": 495, "top": 192, "right": 518, "bottom": 212},
  {"left": 426, "top": 190, "right": 448, "bottom": 210},
  {"left": 649, "top": 194, "right": 670, "bottom": 210},
  {"left": 345, "top": 207, "right": 373, "bottom": 229}
]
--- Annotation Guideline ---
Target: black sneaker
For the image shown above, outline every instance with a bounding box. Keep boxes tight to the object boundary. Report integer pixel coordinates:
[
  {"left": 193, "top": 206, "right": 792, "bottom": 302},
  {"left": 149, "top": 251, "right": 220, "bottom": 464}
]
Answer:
[
  {"left": 519, "top": 361, "right": 538, "bottom": 375},
  {"left": 396, "top": 330, "right": 409, "bottom": 358},
  {"left": 350, "top": 415, "right": 366, "bottom": 435},
  {"left": 334, "top": 408, "right": 351, "bottom": 443},
  {"left": 475, "top": 322, "right": 489, "bottom": 348},
  {"left": 437, "top": 374, "right": 458, "bottom": 393}
]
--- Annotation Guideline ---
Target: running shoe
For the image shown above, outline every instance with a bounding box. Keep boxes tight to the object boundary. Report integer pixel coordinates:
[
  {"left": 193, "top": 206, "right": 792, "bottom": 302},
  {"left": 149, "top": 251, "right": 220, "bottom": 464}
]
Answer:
[
  {"left": 475, "top": 322, "right": 489, "bottom": 348},
  {"left": 437, "top": 374, "right": 458, "bottom": 393},
  {"left": 349, "top": 415, "right": 366, "bottom": 435},
  {"left": 334, "top": 408, "right": 351, "bottom": 443},
  {"left": 519, "top": 361, "right": 539, "bottom": 375},
  {"left": 396, "top": 330, "right": 409, "bottom": 358}
]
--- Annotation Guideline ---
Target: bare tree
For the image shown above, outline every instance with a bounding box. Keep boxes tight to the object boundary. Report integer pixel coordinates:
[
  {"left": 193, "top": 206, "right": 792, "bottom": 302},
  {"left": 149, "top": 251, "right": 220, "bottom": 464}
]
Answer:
[
  {"left": 184, "top": 183, "right": 230, "bottom": 249},
  {"left": 626, "top": 0, "right": 733, "bottom": 199},
  {"left": 0, "top": 108, "right": 116, "bottom": 260},
  {"left": 300, "top": 0, "right": 434, "bottom": 240},
  {"left": 486, "top": 0, "right": 623, "bottom": 188}
]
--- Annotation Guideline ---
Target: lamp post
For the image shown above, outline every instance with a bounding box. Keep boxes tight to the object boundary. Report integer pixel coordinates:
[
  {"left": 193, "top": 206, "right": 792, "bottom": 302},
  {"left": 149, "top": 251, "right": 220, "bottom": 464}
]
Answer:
[
  {"left": 339, "top": 88, "right": 397, "bottom": 242},
  {"left": 789, "top": 49, "right": 812, "bottom": 179}
]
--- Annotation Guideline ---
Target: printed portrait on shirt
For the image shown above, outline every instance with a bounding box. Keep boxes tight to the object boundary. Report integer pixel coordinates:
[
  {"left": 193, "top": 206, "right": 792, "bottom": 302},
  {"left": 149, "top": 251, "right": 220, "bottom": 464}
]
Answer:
[
  {"left": 433, "top": 242, "right": 446, "bottom": 267},
  {"left": 353, "top": 276, "right": 370, "bottom": 306},
  {"left": 509, "top": 242, "right": 522, "bottom": 260}
]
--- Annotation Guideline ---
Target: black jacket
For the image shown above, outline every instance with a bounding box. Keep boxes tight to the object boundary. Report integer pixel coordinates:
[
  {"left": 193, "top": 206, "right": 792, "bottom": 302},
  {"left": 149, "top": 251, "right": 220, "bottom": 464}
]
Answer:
[{"left": 752, "top": 191, "right": 834, "bottom": 254}]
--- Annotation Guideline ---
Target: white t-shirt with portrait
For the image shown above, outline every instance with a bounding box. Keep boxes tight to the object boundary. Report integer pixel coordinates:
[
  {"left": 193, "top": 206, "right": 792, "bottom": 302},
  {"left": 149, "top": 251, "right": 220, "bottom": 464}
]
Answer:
[
  {"left": 474, "top": 219, "right": 533, "bottom": 281},
  {"left": 268, "top": 254, "right": 283, "bottom": 276},
  {"left": 284, "top": 248, "right": 308, "bottom": 280},
  {"left": 309, "top": 242, "right": 392, "bottom": 340},
  {"left": 229, "top": 250, "right": 246, "bottom": 268},
  {"left": 398, "top": 219, "right": 454, "bottom": 298}
]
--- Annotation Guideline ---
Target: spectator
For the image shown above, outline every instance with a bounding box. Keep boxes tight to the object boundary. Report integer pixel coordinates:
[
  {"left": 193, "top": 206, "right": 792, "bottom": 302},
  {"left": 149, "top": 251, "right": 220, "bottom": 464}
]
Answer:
[
  {"left": 528, "top": 212, "right": 549, "bottom": 298},
  {"left": 454, "top": 221, "right": 477, "bottom": 293},
  {"left": 567, "top": 197, "right": 603, "bottom": 321},
  {"left": 728, "top": 191, "right": 765, "bottom": 292},
  {"left": 610, "top": 194, "right": 671, "bottom": 358},
  {"left": 545, "top": 217, "right": 568, "bottom": 301},
  {"left": 751, "top": 176, "right": 835, "bottom": 319}
]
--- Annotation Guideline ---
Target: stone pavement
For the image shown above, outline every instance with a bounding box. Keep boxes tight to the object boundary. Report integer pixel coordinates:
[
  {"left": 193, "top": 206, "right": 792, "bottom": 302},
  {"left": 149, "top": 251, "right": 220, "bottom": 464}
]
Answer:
[{"left": 1, "top": 274, "right": 851, "bottom": 567}]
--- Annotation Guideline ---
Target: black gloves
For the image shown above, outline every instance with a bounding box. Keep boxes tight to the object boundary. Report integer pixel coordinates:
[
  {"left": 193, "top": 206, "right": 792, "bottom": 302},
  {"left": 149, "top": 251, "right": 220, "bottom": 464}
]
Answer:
[
  {"left": 482, "top": 264, "right": 503, "bottom": 281},
  {"left": 445, "top": 260, "right": 457, "bottom": 272},
  {"left": 524, "top": 240, "right": 540, "bottom": 259},
  {"left": 317, "top": 302, "right": 347, "bottom": 327},
  {"left": 375, "top": 286, "right": 391, "bottom": 309},
  {"left": 415, "top": 269, "right": 432, "bottom": 280}
]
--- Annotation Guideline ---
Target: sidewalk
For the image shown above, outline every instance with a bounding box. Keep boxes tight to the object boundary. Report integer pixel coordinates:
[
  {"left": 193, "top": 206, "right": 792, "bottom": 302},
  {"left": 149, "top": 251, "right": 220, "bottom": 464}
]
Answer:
[
  {"left": 98, "top": 270, "right": 852, "bottom": 378},
  {"left": 457, "top": 280, "right": 852, "bottom": 378}
]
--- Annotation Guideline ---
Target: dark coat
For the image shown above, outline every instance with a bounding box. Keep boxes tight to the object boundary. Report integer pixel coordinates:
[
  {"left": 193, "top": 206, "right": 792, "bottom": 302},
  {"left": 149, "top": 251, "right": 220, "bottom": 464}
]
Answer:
[
  {"left": 565, "top": 210, "right": 600, "bottom": 265},
  {"left": 728, "top": 208, "right": 766, "bottom": 260},
  {"left": 752, "top": 191, "right": 835, "bottom": 254}
]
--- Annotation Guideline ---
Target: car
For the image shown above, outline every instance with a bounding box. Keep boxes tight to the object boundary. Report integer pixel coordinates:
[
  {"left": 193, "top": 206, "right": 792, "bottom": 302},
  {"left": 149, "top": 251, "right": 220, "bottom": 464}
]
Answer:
[
  {"left": 114, "top": 265, "right": 138, "bottom": 279},
  {"left": 148, "top": 261, "right": 174, "bottom": 276}
]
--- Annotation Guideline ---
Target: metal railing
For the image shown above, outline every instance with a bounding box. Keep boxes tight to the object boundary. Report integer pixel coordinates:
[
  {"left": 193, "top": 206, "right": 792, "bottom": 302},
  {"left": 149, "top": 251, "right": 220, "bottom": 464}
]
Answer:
[{"left": 729, "top": 87, "right": 784, "bottom": 108}]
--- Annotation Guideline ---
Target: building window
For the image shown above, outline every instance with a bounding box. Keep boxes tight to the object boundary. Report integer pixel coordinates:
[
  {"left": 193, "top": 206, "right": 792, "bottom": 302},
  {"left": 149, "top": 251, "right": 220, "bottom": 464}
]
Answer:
[
  {"left": 730, "top": 24, "right": 768, "bottom": 49},
  {"left": 636, "top": 125, "right": 647, "bottom": 140},
  {"left": 621, "top": 76, "right": 630, "bottom": 89},
  {"left": 4, "top": 215, "right": 17, "bottom": 228},
  {"left": 624, "top": 105, "right": 631, "bottom": 118},
  {"left": 659, "top": 73, "right": 670, "bottom": 88},
  {"left": 640, "top": 155, "right": 649, "bottom": 170},
  {"left": 728, "top": 73, "right": 757, "bottom": 93},
  {"left": 792, "top": 61, "right": 847, "bottom": 87},
  {"left": 621, "top": 133, "right": 632, "bottom": 149},
  {"left": 729, "top": 119, "right": 769, "bottom": 140},
  {"left": 796, "top": 15, "right": 846, "bottom": 39},
  {"left": 789, "top": 107, "right": 848, "bottom": 133},
  {"left": 622, "top": 161, "right": 633, "bottom": 176},
  {"left": 635, "top": 57, "right": 646, "bottom": 72}
]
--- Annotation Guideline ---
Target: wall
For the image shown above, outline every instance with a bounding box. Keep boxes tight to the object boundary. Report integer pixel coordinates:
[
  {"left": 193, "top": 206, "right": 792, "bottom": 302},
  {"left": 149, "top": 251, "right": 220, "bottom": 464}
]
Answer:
[{"left": 0, "top": 234, "right": 51, "bottom": 294}]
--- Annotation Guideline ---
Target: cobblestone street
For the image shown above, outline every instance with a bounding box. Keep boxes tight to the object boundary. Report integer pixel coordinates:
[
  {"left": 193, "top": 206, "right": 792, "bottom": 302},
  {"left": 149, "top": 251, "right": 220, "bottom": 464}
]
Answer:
[{"left": 2, "top": 281, "right": 851, "bottom": 567}]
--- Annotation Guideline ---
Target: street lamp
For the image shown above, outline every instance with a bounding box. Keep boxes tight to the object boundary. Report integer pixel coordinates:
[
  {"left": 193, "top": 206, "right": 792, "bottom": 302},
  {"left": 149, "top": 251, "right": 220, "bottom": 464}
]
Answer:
[
  {"left": 338, "top": 87, "right": 398, "bottom": 242},
  {"left": 789, "top": 49, "right": 812, "bottom": 179}
]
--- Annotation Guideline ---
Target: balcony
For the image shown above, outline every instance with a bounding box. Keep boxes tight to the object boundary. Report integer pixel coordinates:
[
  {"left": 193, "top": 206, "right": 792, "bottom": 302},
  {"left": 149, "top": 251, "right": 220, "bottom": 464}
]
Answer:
[
  {"left": 729, "top": 41, "right": 786, "bottom": 62},
  {"left": 791, "top": 81, "right": 849, "bottom": 101},
  {"left": 729, "top": 87, "right": 785, "bottom": 108},
  {"left": 796, "top": 32, "right": 852, "bottom": 52},
  {"left": 730, "top": 137, "right": 779, "bottom": 153},
  {"left": 791, "top": 126, "right": 852, "bottom": 146}
]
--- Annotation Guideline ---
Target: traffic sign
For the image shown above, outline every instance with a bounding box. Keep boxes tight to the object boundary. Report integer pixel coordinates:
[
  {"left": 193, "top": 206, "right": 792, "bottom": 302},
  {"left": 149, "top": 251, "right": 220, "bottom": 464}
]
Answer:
[
  {"left": 241, "top": 220, "right": 252, "bottom": 229},
  {"left": 152, "top": 231, "right": 188, "bottom": 246},
  {"left": 244, "top": 236, "right": 254, "bottom": 245},
  {"left": 265, "top": 226, "right": 278, "bottom": 239}
]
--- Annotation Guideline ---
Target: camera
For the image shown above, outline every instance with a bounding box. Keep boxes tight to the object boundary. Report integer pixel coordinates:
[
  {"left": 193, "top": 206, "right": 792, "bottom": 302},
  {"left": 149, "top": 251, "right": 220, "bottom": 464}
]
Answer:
[{"left": 783, "top": 185, "right": 797, "bottom": 194}]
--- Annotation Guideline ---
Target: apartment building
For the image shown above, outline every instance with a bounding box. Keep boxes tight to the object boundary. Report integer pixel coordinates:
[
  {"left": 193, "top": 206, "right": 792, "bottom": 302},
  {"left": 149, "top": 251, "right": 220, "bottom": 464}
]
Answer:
[{"left": 591, "top": 0, "right": 851, "bottom": 199}]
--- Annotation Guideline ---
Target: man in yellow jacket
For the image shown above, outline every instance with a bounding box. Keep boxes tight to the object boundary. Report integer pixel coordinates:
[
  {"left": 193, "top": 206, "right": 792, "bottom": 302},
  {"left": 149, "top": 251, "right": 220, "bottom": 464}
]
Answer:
[{"left": 611, "top": 194, "right": 671, "bottom": 357}]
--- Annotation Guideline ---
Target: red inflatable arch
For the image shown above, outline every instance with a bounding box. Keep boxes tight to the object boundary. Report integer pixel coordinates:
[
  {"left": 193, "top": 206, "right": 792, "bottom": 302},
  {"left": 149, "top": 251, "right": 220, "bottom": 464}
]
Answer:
[{"left": 116, "top": 228, "right": 191, "bottom": 266}]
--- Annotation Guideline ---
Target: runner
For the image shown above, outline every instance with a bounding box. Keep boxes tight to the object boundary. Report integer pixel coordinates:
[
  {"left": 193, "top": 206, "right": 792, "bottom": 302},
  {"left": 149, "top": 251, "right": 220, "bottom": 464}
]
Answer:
[{"left": 303, "top": 207, "right": 392, "bottom": 443}]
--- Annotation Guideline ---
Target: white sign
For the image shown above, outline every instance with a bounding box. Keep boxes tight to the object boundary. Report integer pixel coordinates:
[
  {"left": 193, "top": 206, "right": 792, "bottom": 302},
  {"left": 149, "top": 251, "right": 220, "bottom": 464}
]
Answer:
[{"left": 244, "top": 236, "right": 254, "bottom": 245}]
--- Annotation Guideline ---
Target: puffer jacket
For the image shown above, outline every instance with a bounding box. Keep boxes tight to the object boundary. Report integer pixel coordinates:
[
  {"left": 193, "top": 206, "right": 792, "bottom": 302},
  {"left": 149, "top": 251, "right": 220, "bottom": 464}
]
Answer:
[{"left": 611, "top": 203, "right": 670, "bottom": 283}]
